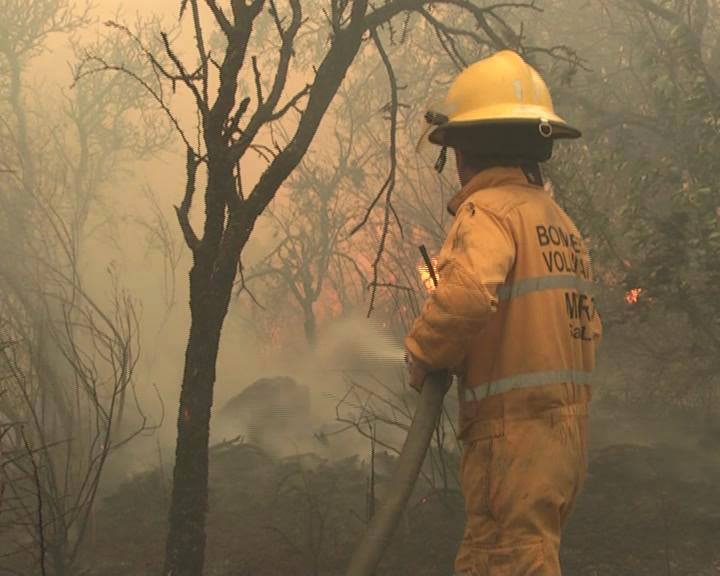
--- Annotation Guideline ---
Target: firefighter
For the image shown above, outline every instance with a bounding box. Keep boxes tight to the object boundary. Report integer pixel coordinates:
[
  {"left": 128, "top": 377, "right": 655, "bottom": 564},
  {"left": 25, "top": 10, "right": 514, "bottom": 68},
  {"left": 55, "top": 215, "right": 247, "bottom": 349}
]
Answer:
[{"left": 405, "top": 50, "right": 602, "bottom": 576}]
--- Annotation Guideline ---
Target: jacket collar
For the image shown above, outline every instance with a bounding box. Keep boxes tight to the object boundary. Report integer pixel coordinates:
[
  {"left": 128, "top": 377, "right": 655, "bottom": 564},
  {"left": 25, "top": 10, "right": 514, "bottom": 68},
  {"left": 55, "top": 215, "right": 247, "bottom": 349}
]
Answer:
[{"left": 447, "top": 165, "right": 543, "bottom": 216}]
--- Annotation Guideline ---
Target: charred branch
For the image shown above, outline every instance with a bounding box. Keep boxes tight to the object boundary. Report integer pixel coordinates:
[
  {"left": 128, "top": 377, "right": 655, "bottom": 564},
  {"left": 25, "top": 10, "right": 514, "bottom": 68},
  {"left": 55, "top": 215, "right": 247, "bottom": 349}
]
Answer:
[
  {"left": 160, "top": 31, "right": 208, "bottom": 117},
  {"left": 189, "top": 0, "right": 210, "bottom": 106},
  {"left": 269, "top": 83, "right": 312, "bottom": 121},
  {"left": 206, "top": 0, "right": 265, "bottom": 145},
  {"left": 175, "top": 147, "right": 201, "bottom": 252},
  {"left": 351, "top": 29, "right": 400, "bottom": 317},
  {"left": 202, "top": 0, "right": 232, "bottom": 36},
  {"left": 73, "top": 53, "right": 194, "bottom": 152},
  {"left": 230, "top": 0, "right": 303, "bottom": 159}
]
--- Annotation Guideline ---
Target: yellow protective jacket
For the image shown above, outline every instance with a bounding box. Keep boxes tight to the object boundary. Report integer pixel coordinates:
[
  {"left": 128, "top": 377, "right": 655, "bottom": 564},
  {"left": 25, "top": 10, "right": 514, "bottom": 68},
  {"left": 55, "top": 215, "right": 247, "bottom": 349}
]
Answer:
[{"left": 405, "top": 166, "right": 602, "bottom": 440}]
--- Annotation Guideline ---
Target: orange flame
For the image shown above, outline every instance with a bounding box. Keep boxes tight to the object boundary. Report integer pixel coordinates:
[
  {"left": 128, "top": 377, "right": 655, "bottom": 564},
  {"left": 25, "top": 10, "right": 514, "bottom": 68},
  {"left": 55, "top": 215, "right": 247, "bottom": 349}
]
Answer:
[
  {"left": 417, "top": 258, "right": 439, "bottom": 293},
  {"left": 625, "top": 287, "right": 643, "bottom": 304}
]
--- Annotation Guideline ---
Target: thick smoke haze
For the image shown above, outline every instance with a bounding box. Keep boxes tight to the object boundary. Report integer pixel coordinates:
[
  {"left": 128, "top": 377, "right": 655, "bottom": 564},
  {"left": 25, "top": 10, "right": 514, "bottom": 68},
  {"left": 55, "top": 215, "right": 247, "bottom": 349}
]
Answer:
[
  {"left": 16, "top": 0, "right": 327, "bottom": 457},
  {"left": 1, "top": 1, "right": 718, "bottom": 575}
]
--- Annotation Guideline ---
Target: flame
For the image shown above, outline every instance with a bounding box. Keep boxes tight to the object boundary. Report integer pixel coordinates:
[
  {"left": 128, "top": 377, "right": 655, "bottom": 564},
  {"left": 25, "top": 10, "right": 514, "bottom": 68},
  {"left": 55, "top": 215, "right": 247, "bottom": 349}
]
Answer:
[
  {"left": 417, "top": 258, "right": 439, "bottom": 293},
  {"left": 625, "top": 287, "right": 643, "bottom": 304}
]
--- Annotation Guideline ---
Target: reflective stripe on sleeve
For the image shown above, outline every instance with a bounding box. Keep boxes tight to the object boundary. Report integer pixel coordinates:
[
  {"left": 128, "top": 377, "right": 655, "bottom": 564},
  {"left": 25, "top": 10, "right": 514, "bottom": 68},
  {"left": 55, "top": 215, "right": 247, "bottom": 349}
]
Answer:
[
  {"left": 463, "top": 369, "right": 593, "bottom": 403},
  {"left": 496, "top": 274, "right": 597, "bottom": 301}
]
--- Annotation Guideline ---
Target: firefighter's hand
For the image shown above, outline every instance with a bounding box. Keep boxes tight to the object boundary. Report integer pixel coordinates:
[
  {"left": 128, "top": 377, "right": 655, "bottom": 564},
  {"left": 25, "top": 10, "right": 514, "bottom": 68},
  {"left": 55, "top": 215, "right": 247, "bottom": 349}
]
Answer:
[
  {"left": 405, "top": 352, "right": 428, "bottom": 391},
  {"left": 405, "top": 352, "right": 445, "bottom": 392}
]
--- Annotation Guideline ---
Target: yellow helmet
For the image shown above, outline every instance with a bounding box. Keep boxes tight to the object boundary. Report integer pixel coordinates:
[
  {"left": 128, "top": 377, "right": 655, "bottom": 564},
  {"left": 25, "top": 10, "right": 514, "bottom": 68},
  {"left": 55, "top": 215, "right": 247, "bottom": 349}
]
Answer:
[{"left": 424, "top": 50, "right": 581, "bottom": 147}]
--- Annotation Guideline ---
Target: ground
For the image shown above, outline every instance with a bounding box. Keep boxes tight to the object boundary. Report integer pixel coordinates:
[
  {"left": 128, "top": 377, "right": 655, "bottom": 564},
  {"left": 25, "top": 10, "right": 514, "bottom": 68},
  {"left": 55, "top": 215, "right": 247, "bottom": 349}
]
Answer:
[{"left": 76, "top": 403, "right": 720, "bottom": 575}]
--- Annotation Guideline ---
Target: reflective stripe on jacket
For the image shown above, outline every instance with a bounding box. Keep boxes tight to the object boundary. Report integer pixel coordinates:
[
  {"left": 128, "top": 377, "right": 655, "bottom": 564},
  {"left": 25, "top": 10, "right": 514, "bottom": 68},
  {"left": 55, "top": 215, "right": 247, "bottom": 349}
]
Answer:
[{"left": 405, "top": 166, "right": 602, "bottom": 439}]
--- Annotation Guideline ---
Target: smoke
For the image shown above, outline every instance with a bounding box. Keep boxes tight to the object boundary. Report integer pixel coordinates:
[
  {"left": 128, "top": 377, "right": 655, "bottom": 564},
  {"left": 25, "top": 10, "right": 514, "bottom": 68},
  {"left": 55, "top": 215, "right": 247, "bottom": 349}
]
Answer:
[
  {"left": 311, "top": 314, "right": 406, "bottom": 369},
  {"left": 205, "top": 313, "right": 411, "bottom": 463}
]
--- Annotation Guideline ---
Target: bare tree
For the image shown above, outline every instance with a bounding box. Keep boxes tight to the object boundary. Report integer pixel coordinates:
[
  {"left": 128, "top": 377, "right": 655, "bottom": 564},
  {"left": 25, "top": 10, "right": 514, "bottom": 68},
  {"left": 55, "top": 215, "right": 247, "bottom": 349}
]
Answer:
[
  {"left": 0, "top": 2, "right": 169, "bottom": 573},
  {"left": 240, "top": 110, "right": 375, "bottom": 345},
  {"left": 0, "top": 278, "right": 151, "bottom": 576},
  {"left": 1, "top": 0, "right": 168, "bottom": 435}
]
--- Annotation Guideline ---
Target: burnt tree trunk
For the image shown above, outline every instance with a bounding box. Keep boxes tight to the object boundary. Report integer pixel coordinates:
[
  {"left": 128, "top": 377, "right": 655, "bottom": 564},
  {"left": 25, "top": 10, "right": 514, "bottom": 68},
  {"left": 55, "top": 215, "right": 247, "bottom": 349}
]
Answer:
[
  {"left": 163, "top": 160, "right": 250, "bottom": 575},
  {"left": 163, "top": 268, "right": 227, "bottom": 575}
]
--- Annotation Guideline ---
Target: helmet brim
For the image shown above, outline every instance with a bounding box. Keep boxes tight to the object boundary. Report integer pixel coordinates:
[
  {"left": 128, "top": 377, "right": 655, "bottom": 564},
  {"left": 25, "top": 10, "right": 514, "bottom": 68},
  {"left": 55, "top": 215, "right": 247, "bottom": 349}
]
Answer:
[{"left": 429, "top": 118, "right": 582, "bottom": 147}]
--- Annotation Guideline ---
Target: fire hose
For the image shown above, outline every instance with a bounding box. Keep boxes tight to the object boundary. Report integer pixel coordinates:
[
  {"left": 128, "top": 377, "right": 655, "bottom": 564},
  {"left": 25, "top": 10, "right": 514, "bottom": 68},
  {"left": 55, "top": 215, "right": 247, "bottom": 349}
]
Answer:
[
  {"left": 345, "top": 370, "right": 450, "bottom": 576},
  {"left": 346, "top": 247, "right": 450, "bottom": 576}
]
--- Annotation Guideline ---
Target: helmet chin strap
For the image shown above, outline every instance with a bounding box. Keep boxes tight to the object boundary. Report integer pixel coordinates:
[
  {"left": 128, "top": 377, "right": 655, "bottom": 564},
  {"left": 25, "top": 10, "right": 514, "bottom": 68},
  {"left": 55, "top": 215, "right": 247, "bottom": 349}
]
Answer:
[
  {"left": 432, "top": 144, "right": 544, "bottom": 189},
  {"left": 520, "top": 162, "right": 544, "bottom": 186},
  {"left": 434, "top": 146, "right": 448, "bottom": 173}
]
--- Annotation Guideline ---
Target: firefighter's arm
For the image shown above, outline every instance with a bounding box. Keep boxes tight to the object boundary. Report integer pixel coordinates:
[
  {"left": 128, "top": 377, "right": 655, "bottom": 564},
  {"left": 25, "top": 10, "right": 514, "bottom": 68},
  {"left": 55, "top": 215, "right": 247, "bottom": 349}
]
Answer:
[{"left": 405, "top": 201, "right": 516, "bottom": 381}]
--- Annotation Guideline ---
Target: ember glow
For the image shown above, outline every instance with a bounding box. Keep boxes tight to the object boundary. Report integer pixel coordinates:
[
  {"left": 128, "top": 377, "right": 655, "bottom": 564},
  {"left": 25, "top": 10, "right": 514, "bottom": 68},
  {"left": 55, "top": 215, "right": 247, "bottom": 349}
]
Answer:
[
  {"left": 625, "top": 287, "right": 643, "bottom": 304},
  {"left": 417, "top": 258, "right": 439, "bottom": 293}
]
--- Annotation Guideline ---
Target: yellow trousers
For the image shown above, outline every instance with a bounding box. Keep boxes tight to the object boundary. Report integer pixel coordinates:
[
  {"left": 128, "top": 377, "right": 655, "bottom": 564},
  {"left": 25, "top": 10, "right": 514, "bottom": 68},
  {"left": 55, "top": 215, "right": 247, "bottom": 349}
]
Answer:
[{"left": 454, "top": 384, "right": 590, "bottom": 576}]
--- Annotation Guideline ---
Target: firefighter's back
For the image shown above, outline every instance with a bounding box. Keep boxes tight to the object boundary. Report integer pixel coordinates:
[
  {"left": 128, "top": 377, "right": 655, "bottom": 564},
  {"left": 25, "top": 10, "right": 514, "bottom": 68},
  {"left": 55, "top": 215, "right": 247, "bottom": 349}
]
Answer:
[{"left": 456, "top": 173, "right": 600, "bottom": 439}]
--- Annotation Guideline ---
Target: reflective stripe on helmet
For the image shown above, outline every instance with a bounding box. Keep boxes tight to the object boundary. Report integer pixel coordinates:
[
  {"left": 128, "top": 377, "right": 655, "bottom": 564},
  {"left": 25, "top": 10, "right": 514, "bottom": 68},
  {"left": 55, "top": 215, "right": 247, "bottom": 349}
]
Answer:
[
  {"left": 496, "top": 274, "right": 597, "bottom": 301},
  {"left": 463, "top": 369, "right": 594, "bottom": 403}
]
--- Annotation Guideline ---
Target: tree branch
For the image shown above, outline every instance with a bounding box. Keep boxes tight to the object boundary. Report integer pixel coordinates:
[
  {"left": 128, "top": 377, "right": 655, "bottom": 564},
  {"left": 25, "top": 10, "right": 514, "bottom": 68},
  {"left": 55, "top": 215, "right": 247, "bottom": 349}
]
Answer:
[
  {"left": 73, "top": 54, "right": 195, "bottom": 151},
  {"left": 203, "top": 0, "right": 232, "bottom": 36},
  {"left": 269, "top": 83, "right": 312, "bottom": 121},
  {"left": 230, "top": 0, "right": 303, "bottom": 159},
  {"left": 160, "top": 31, "right": 208, "bottom": 116},
  {"left": 359, "top": 29, "right": 400, "bottom": 317},
  {"left": 189, "top": 0, "right": 210, "bottom": 105},
  {"left": 174, "top": 147, "right": 201, "bottom": 252}
]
